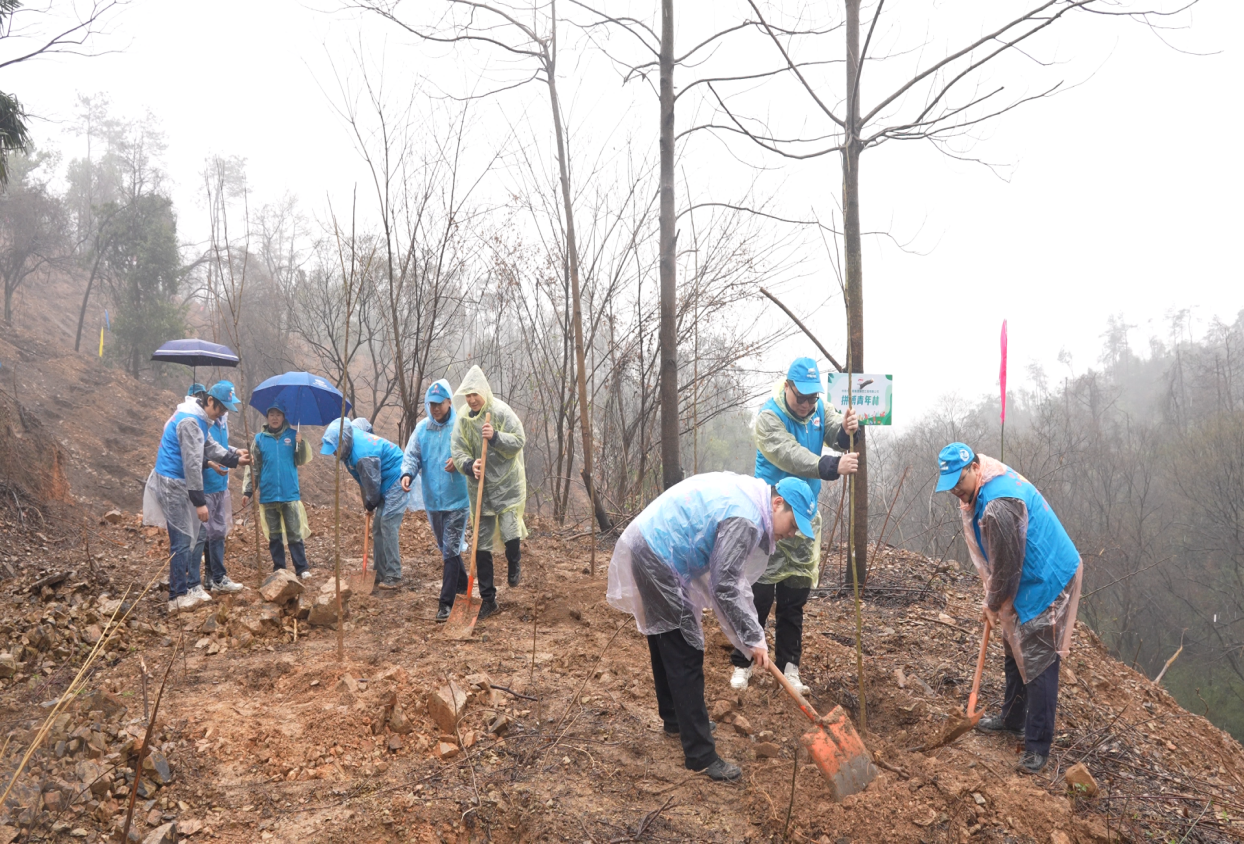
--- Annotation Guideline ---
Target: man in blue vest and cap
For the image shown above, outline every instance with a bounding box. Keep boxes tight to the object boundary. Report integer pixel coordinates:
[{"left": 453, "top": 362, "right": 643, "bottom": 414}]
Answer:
[
  {"left": 401, "top": 380, "right": 471, "bottom": 622},
  {"left": 143, "top": 381, "right": 251, "bottom": 612},
  {"left": 322, "top": 418, "right": 409, "bottom": 589},
  {"left": 200, "top": 382, "right": 245, "bottom": 593},
  {"left": 608, "top": 473, "right": 818, "bottom": 782},
  {"left": 730, "top": 356, "right": 859, "bottom": 694},
  {"left": 936, "top": 442, "right": 1083, "bottom": 774}
]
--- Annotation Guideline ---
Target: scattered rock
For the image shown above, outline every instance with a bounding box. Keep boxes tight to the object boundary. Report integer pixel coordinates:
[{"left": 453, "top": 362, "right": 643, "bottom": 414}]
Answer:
[
  {"left": 388, "top": 705, "right": 413, "bottom": 735},
  {"left": 1050, "top": 832, "right": 1073, "bottom": 844},
  {"left": 428, "top": 681, "right": 468, "bottom": 734},
  {"left": 259, "top": 569, "right": 304, "bottom": 605},
  {"left": 387, "top": 735, "right": 403, "bottom": 752},
  {"left": 102, "top": 509, "right": 124, "bottom": 525},
  {"left": 199, "top": 616, "right": 218, "bottom": 634},
  {"left": 433, "top": 741, "right": 459, "bottom": 760},
  {"left": 336, "top": 675, "right": 359, "bottom": 694},
  {"left": 144, "top": 748, "right": 173, "bottom": 785},
  {"left": 754, "top": 742, "right": 782, "bottom": 759},
  {"left": 179, "top": 819, "right": 204, "bottom": 836},
  {"left": 1065, "top": 762, "right": 1099, "bottom": 797},
  {"left": 320, "top": 579, "right": 353, "bottom": 601},
  {"left": 710, "top": 699, "right": 736, "bottom": 722},
  {"left": 40, "top": 790, "right": 62, "bottom": 812},
  {"left": 732, "top": 715, "right": 752, "bottom": 736},
  {"left": 308, "top": 593, "right": 345, "bottom": 627},
  {"left": 488, "top": 714, "right": 510, "bottom": 736},
  {"left": 142, "top": 822, "right": 177, "bottom": 844},
  {"left": 0, "top": 654, "right": 15, "bottom": 678}
]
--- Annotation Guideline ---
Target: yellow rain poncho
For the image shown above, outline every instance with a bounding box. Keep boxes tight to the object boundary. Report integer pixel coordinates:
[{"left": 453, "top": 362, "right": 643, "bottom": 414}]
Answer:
[{"left": 451, "top": 366, "right": 528, "bottom": 550}]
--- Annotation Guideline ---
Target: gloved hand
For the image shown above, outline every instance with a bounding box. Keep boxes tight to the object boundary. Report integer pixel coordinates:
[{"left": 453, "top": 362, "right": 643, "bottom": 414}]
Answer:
[{"left": 365, "top": 499, "right": 379, "bottom": 513}]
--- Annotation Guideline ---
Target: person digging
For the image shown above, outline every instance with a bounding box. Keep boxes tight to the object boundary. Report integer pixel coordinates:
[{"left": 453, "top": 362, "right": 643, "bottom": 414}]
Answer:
[
  {"left": 401, "top": 380, "right": 471, "bottom": 623},
  {"left": 731, "top": 355, "right": 860, "bottom": 695},
  {"left": 143, "top": 381, "right": 251, "bottom": 613},
  {"left": 607, "top": 473, "right": 818, "bottom": 782},
  {"left": 936, "top": 442, "right": 1083, "bottom": 774},
  {"left": 451, "top": 365, "right": 528, "bottom": 621}
]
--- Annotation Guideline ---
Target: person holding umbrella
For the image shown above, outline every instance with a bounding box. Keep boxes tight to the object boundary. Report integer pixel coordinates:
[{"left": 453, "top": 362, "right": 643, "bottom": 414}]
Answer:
[
  {"left": 401, "top": 380, "right": 471, "bottom": 622},
  {"left": 143, "top": 381, "right": 251, "bottom": 612},
  {"left": 241, "top": 400, "right": 314, "bottom": 579},
  {"left": 451, "top": 366, "right": 528, "bottom": 621},
  {"left": 321, "top": 418, "right": 409, "bottom": 589}
]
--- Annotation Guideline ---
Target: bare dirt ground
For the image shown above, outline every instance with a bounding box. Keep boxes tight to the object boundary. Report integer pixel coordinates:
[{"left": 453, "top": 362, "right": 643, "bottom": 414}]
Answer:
[{"left": 3, "top": 304, "right": 1244, "bottom": 843}]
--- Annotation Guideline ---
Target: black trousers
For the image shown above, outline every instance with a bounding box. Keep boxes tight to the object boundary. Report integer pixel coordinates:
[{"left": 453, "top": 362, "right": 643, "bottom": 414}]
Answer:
[
  {"left": 1001, "top": 653, "right": 1060, "bottom": 755},
  {"left": 505, "top": 538, "right": 521, "bottom": 577},
  {"left": 474, "top": 551, "right": 497, "bottom": 602},
  {"left": 730, "top": 579, "right": 810, "bottom": 669},
  {"left": 270, "top": 538, "right": 309, "bottom": 575},
  {"left": 647, "top": 630, "right": 718, "bottom": 771}
]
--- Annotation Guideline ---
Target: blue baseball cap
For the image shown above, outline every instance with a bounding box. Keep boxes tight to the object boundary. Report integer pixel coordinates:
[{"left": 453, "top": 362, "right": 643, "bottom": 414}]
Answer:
[
  {"left": 207, "top": 380, "right": 241, "bottom": 412},
  {"left": 775, "top": 477, "right": 817, "bottom": 539},
  {"left": 935, "top": 442, "right": 977, "bottom": 492},
  {"left": 186, "top": 382, "right": 207, "bottom": 398},
  {"left": 785, "top": 356, "right": 822, "bottom": 396},
  {"left": 426, "top": 382, "right": 452, "bottom": 404}
]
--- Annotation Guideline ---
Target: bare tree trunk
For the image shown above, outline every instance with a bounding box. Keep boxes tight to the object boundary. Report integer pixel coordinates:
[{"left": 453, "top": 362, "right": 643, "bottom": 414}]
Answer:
[
  {"left": 843, "top": 0, "right": 869, "bottom": 586},
  {"left": 74, "top": 250, "right": 105, "bottom": 353},
  {"left": 658, "top": 0, "right": 681, "bottom": 491}
]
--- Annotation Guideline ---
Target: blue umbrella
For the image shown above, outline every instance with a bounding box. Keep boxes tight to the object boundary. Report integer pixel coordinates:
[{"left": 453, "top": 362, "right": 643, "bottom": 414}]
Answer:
[{"left": 249, "top": 372, "right": 351, "bottom": 427}]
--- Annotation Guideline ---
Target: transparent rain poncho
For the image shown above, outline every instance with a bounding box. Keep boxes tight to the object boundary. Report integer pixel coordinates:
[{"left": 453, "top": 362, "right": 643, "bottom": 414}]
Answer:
[
  {"left": 451, "top": 366, "right": 528, "bottom": 545},
  {"left": 607, "top": 472, "right": 775, "bottom": 652},
  {"left": 960, "top": 455, "right": 1083, "bottom": 683}
]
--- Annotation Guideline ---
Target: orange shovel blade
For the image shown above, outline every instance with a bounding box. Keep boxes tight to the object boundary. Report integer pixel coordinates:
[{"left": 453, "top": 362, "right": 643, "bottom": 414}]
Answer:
[
  {"left": 442, "top": 575, "right": 480, "bottom": 639},
  {"left": 799, "top": 706, "right": 878, "bottom": 802}
]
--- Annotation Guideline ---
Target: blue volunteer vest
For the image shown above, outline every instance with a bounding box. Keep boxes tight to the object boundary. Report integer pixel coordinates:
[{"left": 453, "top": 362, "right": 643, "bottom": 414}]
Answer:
[
  {"left": 414, "top": 414, "right": 469, "bottom": 511},
  {"left": 154, "top": 411, "right": 211, "bottom": 481},
  {"left": 638, "top": 482, "right": 764, "bottom": 580},
  {"left": 253, "top": 426, "right": 303, "bottom": 503},
  {"left": 972, "top": 468, "right": 1080, "bottom": 624},
  {"left": 203, "top": 421, "right": 230, "bottom": 494},
  {"left": 754, "top": 396, "right": 827, "bottom": 499}
]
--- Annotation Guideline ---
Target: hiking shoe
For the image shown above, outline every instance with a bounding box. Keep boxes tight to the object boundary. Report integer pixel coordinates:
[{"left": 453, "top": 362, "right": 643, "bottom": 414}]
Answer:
[
  {"left": 784, "top": 662, "right": 809, "bottom": 695},
  {"left": 976, "top": 715, "right": 1023, "bottom": 736},
  {"left": 477, "top": 599, "right": 499, "bottom": 621},
  {"left": 298, "top": 571, "right": 312, "bottom": 581},
  {"left": 377, "top": 580, "right": 401, "bottom": 591},
  {"left": 435, "top": 604, "right": 451, "bottom": 623},
  {"left": 1017, "top": 751, "right": 1048, "bottom": 774},
  {"left": 730, "top": 666, "right": 752, "bottom": 691},
  {"left": 701, "top": 758, "right": 742, "bottom": 782},
  {"left": 189, "top": 585, "right": 213, "bottom": 604},
  {"left": 210, "top": 576, "right": 244, "bottom": 593}
]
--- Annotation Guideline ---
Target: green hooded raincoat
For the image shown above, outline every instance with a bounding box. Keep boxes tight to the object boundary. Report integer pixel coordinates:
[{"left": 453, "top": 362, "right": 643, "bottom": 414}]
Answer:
[{"left": 451, "top": 366, "right": 528, "bottom": 549}]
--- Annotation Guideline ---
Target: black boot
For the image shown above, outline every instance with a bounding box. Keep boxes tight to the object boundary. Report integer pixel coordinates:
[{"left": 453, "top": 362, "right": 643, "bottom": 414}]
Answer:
[
  {"left": 435, "top": 604, "right": 451, "bottom": 623},
  {"left": 505, "top": 538, "right": 522, "bottom": 587}
]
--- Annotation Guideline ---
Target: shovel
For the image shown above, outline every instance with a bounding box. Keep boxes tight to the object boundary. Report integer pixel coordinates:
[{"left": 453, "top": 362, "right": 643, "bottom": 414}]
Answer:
[
  {"left": 445, "top": 412, "right": 490, "bottom": 639},
  {"left": 921, "top": 618, "right": 992, "bottom": 750},
  {"left": 767, "top": 661, "right": 877, "bottom": 802},
  {"left": 349, "top": 512, "right": 375, "bottom": 594}
]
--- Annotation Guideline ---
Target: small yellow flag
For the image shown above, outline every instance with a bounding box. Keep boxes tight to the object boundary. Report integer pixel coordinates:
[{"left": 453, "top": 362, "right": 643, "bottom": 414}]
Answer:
[{"left": 99, "top": 326, "right": 105, "bottom": 358}]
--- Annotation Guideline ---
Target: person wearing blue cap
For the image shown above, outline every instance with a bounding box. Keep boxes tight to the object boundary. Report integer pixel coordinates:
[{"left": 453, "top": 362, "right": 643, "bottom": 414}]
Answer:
[
  {"left": 730, "top": 356, "right": 860, "bottom": 694},
  {"left": 242, "top": 401, "right": 315, "bottom": 579},
  {"left": 401, "top": 380, "right": 471, "bottom": 622},
  {"left": 935, "top": 442, "right": 1083, "bottom": 775},
  {"left": 321, "top": 417, "right": 409, "bottom": 589},
  {"left": 143, "top": 380, "right": 251, "bottom": 613},
  {"left": 607, "top": 472, "right": 817, "bottom": 782},
  {"left": 200, "top": 382, "right": 245, "bottom": 594}
]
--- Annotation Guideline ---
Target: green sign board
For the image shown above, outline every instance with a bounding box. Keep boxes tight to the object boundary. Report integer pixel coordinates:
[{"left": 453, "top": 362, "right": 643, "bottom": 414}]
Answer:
[{"left": 825, "top": 373, "right": 893, "bottom": 426}]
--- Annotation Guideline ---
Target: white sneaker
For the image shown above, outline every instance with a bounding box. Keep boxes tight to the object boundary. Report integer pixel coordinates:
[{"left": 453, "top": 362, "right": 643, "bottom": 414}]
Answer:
[
  {"left": 212, "top": 576, "right": 244, "bottom": 593},
  {"left": 190, "top": 585, "right": 213, "bottom": 604},
  {"left": 730, "top": 666, "right": 752, "bottom": 691},
  {"left": 167, "top": 599, "right": 179, "bottom": 614},
  {"left": 784, "top": 662, "right": 809, "bottom": 695},
  {"left": 298, "top": 571, "right": 312, "bottom": 581}
]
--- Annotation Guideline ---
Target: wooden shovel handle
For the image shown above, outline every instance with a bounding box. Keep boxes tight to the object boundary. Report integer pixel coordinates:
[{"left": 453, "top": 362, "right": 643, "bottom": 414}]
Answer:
[
  {"left": 966, "top": 618, "right": 992, "bottom": 720},
  {"left": 767, "top": 660, "right": 822, "bottom": 726},
  {"left": 465, "top": 413, "right": 491, "bottom": 581},
  {"left": 361, "top": 512, "right": 372, "bottom": 574}
]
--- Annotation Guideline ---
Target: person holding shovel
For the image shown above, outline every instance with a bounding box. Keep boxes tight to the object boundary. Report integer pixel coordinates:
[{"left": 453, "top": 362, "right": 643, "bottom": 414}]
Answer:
[
  {"left": 401, "top": 380, "right": 470, "bottom": 623},
  {"left": 199, "top": 382, "right": 245, "bottom": 593},
  {"left": 321, "top": 418, "right": 409, "bottom": 589},
  {"left": 608, "top": 473, "right": 817, "bottom": 782},
  {"left": 729, "top": 356, "right": 860, "bottom": 694},
  {"left": 450, "top": 365, "right": 527, "bottom": 621},
  {"left": 143, "top": 381, "right": 251, "bottom": 612},
  {"left": 936, "top": 442, "right": 1083, "bottom": 774},
  {"left": 241, "top": 401, "right": 314, "bottom": 580}
]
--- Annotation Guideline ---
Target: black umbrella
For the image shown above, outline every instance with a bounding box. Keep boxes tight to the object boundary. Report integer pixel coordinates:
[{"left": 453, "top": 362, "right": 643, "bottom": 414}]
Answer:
[{"left": 151, "top": 339, "right": 239, "bottom": 385}]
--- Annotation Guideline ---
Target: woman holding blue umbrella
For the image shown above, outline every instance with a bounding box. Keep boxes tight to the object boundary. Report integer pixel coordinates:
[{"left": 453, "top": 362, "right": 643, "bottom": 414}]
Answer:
[{"left": 241, "top": 400, "right": 314, "bottom": 579}]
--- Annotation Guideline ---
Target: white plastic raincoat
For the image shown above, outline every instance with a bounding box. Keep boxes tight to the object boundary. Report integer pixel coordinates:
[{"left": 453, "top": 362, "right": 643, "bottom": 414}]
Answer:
[{"left": 607, "top": 472, "right": 775, "bottom": 652}]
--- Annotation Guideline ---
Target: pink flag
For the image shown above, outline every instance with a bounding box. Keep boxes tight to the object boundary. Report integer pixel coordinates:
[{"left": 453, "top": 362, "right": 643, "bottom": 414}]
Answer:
[{"left": 999, "top": 319, "right": 1008, "bottom": 424}]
